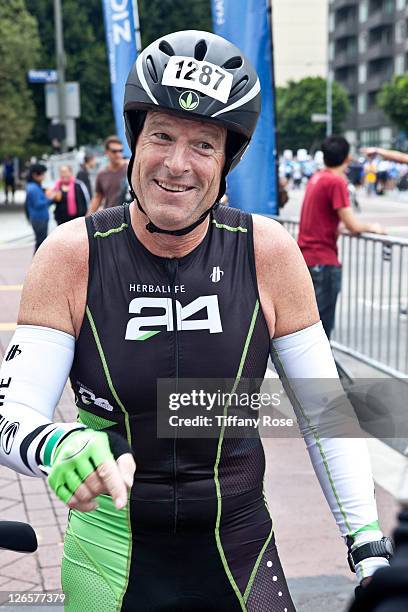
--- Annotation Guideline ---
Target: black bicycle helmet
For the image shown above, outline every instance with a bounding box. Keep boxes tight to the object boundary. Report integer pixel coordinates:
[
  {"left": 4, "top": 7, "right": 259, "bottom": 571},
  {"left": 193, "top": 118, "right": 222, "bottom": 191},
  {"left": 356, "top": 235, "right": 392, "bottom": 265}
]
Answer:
[{"left": 124, "top": 29, "right": 261, "bottom": 235}]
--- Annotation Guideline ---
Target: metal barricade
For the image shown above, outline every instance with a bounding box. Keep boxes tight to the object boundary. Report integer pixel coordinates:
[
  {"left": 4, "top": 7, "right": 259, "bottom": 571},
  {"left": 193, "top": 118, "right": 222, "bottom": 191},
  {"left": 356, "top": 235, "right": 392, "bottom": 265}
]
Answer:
[{"left": 274, "top": 216, "right": 408, "bottom": 379}]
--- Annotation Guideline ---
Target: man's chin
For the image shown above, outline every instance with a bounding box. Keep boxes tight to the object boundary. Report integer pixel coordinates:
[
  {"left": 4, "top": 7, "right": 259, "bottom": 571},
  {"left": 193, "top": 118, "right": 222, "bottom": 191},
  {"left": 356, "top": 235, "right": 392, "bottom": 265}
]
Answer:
[
  {"left": 145, "top": 215, "right": 193, "bottom": 233},
  {"left": 142, "top": 203, "right": 205, "bottom": 233}
]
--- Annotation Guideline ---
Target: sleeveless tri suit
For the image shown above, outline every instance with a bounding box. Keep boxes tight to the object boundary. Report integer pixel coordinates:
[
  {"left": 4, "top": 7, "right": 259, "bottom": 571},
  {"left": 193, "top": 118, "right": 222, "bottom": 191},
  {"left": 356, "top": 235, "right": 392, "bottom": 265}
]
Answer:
[{"left": 62, "top": 204, "right": 296, "bottom": 611}]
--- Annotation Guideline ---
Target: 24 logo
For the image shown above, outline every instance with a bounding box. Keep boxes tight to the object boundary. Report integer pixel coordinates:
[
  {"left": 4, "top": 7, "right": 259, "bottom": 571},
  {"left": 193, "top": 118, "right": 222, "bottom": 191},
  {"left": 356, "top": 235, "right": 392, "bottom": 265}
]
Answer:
[{"left": 125, "top": 295, "right": 222, "bottom": 341}]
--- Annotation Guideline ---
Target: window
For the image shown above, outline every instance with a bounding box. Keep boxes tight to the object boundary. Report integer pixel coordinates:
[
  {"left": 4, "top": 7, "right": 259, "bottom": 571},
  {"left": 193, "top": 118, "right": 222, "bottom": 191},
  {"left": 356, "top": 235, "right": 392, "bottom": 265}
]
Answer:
[
  {"left": 379, "top": 127, "right": 393, "bottom": 147},
  {"left": 358, "top": 93, "right": 367, "bottom": 114},
  {"left": 383, "top": 0, "right": 394, "bottom": 14},
  {"left": 395, "top": 54, "right": 405, "bottom": 74},
  {"left": 359, "top": 0, "right": 368, "bottom": 22},
  {"left": 360, "top": 128, "right": 380, "bottom": 146},
  {"left": 329, "top": 41, "right": 334, "bottom": 62},
  {"left": 347, "top": 38, "right": 358, "bottom": 57},
  {"left": 359, "top": 64, "right": 367, "bottom": 84},
  {"left": 368, "top": 90, "right": 380, "bottom": 109},
  {"left": 329, "top": 12, "right": 335, "bottom": 33}
]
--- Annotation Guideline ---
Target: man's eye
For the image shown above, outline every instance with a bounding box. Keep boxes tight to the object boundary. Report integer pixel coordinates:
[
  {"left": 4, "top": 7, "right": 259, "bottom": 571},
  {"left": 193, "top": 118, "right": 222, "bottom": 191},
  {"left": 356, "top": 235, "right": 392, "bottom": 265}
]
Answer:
[
  {"left": 198, "top": 142, "right": 213, "bottom": 151},
  {"left": 154, "top": 133, "right": 171, "bottom": 141}
]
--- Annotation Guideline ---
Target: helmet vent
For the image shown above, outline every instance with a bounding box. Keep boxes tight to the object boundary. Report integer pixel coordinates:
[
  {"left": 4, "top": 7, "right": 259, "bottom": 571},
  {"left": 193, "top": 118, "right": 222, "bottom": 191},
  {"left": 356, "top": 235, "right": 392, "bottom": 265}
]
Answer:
[
  {"left": 229, "top": 76, "right": 248, "bottom": 98},
  {"left": 159, "top": 40, "right": 175, "bottom": 56},
  {"left": 194, "top": 40, "right": 207, "bottom": 61},
  {"left": 146, "top": 55, "right": 158, "bottom": 83},
  {"left": 222, "top": 56, "right": 243, "bottom": 70}
]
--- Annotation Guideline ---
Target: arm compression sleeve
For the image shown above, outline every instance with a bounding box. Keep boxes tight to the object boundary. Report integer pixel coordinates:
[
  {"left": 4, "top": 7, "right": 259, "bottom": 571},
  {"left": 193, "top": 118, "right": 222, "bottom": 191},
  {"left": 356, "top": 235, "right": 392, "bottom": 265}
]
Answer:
[
  {"left": 271, "top": 321, "right": 388, "bottom": 579},
  {"left": 0, "top": 326, "right": 84, "bottom": 477}
]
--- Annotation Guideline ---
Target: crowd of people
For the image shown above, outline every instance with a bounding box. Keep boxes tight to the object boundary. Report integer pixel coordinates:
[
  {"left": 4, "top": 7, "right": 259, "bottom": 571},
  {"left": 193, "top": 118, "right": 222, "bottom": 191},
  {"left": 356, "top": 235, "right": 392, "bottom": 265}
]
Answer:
[
  {"left": 279, "top": 148, "right": 408, "bottom": 197},
  {"left": 1, "top": 134, "right": 406, "bottom": 255},
  {"left": 18, "top": 135, "right": 130, "bottom": 252}
]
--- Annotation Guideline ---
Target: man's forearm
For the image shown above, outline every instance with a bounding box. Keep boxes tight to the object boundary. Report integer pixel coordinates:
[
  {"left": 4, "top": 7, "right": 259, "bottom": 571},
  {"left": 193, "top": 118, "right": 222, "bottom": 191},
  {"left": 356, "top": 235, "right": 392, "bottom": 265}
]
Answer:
[
  {"left": 373, "top": 148, "right": 408, "bottom": 164},
  {"left": 270, "top": 322, "right": 388, "bottom": 580},
  {"left": 0, "top": 326, "right": 83, "bottom": 476}
]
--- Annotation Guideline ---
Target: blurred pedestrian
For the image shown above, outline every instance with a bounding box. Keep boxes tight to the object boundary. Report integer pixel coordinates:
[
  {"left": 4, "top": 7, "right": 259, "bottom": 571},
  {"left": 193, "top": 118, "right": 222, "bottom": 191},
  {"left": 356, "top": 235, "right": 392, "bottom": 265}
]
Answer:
[
  {"left": 298, "top": 135, "right": 385, "bottom": 340},
  {"left": 76, "top": 152, "right": 96, "bottom": 199},
  {"left": 51, "top": 165, "right": 89, "bottom": 226},
  {"left": 88, "top": 135, "right": 128, "bottom": 213},
  {"left": 292, "top": 159, "right": 302, "bottom": 188},
  {"left": 3, "top": 156, "right": 15, "bottom": 204},
  {"left": 25, "top": 164, "right": 55, "bottom": 252},
  {"left": 364, "top": 158, "right": 377, "bottom": 197},
  {"left": 375, "top": 159, "right": 389, "bottom": 195},
  {"left": 346, "top": 158, "right": 364, "bottom": 187}
]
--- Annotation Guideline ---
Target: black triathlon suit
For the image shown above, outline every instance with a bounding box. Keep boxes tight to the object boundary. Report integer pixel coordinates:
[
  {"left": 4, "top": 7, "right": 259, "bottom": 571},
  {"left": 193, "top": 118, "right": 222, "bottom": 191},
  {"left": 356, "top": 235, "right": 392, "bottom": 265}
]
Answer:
[{"left": 63, "top": 203, "right": 296, "bottom": 611}]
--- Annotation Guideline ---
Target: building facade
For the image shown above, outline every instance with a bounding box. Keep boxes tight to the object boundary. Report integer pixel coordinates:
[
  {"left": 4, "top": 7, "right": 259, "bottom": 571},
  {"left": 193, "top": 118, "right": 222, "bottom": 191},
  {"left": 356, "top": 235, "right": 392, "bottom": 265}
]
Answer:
[
  {"left": 273, "top": 0, "right": 327, "bottom": 87},
  {"left": 329, "top": 0, "right": 408, "bottom": 149}
]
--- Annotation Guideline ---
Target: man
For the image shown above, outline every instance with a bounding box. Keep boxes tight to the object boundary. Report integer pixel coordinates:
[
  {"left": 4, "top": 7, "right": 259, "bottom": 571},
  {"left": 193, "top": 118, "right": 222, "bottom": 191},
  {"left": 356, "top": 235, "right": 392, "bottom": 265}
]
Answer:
[
  {"left": 88, "top": 135, "right": 128, "bottom": 212},
  {"left": 76, "top": 151, "right": 96, "bottom": 199},
  {"left": 0, "top": 32, "right": 391, "bottom": 611},
  {"left": 298, "top": 135, "right": 384, "bottom": 340},
  {"left": 3, "top": 156, "right": 15, "bottom": 204}
]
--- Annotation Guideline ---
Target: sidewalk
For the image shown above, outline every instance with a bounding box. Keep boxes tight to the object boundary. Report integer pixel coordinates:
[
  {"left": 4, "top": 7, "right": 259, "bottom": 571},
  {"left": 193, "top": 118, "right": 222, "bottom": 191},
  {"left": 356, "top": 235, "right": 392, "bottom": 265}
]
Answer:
[
  {"left": 0, "top": 245, "right": 74, "bottom": 609},
  {"left": 0, "top": 233, "right": 402, "bottom": 611},
  {"left": 0, "top": 190, "right": 58, "bottom": 249}
]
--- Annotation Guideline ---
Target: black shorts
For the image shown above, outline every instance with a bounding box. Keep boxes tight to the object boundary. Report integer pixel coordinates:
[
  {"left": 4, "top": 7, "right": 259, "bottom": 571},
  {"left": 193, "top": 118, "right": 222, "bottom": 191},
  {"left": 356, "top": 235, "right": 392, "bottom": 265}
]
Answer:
[{"left": 62, "top": 488, "right": 296, "bottom": 611}]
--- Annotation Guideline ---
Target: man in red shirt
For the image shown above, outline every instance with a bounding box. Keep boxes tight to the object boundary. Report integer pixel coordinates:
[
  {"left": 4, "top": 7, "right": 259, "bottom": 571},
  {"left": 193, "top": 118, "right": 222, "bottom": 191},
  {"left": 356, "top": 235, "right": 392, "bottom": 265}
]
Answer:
[{"left": 298, "top": 135, "right": 384, "bottom": 338}]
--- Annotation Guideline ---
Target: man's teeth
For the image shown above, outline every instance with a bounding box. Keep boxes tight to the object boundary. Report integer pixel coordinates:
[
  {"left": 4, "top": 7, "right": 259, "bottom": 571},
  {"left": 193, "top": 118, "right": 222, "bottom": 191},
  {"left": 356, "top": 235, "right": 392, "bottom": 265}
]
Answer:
[{"left": 157, "top": 180, "right": 190, "bottom": 192}]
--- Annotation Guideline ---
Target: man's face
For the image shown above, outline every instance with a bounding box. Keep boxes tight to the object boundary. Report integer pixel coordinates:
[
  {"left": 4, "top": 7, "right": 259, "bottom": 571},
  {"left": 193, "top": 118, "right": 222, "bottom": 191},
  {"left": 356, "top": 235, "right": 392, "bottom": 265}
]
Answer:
[
  {"left": 106, "top": 142, "right": 124, "bottom": 165},
  {"left": 132, "top": 111, "right": 226, "bottom": 231}
]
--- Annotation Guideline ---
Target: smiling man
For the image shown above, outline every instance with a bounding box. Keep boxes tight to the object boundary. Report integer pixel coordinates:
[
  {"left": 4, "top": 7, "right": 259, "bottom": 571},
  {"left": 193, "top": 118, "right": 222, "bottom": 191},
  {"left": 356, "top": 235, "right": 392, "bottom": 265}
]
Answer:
[
  {"left": 131, "top": 112, "right": 226, "bottom": 233},
  {"left": 0, "top": 30, "right": 391, "bottom": 611}
]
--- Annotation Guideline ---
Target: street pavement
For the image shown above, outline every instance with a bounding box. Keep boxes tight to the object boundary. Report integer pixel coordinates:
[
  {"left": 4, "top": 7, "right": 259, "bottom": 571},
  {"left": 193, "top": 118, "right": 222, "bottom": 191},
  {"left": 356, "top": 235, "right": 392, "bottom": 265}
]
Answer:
[{"left": 0, "top": 190, "right": 405, "bottom": 610}]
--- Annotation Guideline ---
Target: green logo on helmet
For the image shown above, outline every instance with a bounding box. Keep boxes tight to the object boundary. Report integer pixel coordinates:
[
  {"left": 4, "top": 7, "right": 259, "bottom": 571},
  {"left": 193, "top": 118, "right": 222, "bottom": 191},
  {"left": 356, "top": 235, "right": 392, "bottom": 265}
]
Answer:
[{"left": 179, "top": 90, "right": 200, "bottom": 111}]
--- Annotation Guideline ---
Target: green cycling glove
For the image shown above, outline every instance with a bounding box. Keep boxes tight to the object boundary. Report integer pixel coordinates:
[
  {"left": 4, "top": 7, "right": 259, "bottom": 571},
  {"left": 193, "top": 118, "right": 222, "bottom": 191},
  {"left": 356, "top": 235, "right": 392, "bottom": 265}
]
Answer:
[{"left": 48, "top": 429, "right": 132, "bottom": 504}]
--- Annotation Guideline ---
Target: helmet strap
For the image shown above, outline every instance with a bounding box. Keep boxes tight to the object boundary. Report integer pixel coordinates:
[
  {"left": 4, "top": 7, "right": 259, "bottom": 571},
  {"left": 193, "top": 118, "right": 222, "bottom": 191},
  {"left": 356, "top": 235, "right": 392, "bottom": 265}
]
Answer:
[
  {"left": 127, "top": 142, "right": 221, "bottom": 237},
  {"left": 134, "top": 196, "right": 219, "bottom": 236}
]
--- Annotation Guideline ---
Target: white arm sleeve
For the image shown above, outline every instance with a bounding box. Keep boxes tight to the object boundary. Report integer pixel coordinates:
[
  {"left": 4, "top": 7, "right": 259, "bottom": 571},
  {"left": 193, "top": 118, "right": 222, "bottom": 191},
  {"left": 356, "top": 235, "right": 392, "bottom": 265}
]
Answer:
[
  {"left": 0, "top": 326, "right": 84, "bottom": 477},
  {"left": 271, "top": 321, "right": 389, "bottom": 580}
]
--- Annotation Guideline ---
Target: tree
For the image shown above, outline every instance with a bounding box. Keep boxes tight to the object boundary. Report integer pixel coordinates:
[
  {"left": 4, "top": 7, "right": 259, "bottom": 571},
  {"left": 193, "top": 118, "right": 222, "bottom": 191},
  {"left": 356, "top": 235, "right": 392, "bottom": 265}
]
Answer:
[
  {"left": 24, "top": 0, "right": 213, "bottom": 152},
  {"left": 139, "top": 0, "right": 212, "bottom": 48},
  {"left": 0, "top": 0, "right": 40, "bottom": 158},
  {"left": 276, "top": 77, "right": 351, "bottom": 153},
  {"left": 26, "top": 0, "right": 114, "bottom": 152},
  {"left": 377, "top": 74, "right": 408, "bottom": 135}
]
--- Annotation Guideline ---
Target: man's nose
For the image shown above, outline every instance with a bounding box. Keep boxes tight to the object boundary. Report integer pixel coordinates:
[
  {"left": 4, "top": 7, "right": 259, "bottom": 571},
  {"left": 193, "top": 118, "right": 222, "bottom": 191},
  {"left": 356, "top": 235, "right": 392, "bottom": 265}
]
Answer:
[{"left": 163, "top": 142, "right": 191, "bottom": 176}]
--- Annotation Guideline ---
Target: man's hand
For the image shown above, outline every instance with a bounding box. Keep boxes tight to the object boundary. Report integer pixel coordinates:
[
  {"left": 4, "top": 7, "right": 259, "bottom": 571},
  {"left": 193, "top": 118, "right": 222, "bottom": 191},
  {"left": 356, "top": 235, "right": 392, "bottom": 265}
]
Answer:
[
  {"left": 367, "top": 222, "right": 386, "bottom": 235},
  {"left": 48, "top": 429, "right": 136, "bottom": 512}
]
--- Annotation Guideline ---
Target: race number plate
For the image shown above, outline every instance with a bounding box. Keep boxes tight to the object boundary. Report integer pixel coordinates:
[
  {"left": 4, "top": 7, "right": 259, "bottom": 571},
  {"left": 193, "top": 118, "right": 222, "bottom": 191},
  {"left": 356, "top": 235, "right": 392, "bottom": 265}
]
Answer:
[{"left": 162, "top": 56, "right": 233, "bottom": 104}]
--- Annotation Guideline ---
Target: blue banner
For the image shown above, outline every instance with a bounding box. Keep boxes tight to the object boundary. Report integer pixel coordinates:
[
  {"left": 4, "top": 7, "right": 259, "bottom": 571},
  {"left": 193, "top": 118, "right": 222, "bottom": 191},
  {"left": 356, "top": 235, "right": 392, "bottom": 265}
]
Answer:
[
  {"left": 211, "top": 0, "right": 277, "bottom": 214},
  {"left": 102, "top": 0, "right": 139, "bottom": 157}
]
